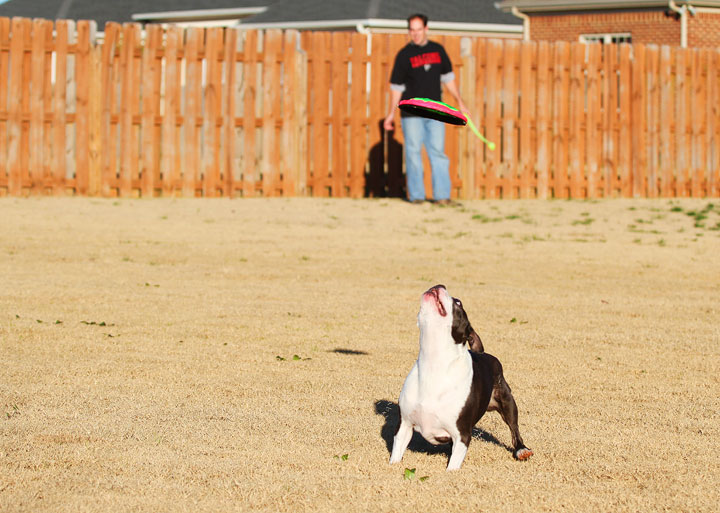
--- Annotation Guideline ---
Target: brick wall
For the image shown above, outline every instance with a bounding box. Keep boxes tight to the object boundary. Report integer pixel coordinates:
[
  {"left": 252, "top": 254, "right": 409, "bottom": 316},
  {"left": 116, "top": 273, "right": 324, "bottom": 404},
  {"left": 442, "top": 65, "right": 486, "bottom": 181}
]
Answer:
[
  {"left": 529, "top": 10, "right": 684, "bottom": 46},
  {"left": 688, "top": 12, "right": 720, "bottom": 47}
]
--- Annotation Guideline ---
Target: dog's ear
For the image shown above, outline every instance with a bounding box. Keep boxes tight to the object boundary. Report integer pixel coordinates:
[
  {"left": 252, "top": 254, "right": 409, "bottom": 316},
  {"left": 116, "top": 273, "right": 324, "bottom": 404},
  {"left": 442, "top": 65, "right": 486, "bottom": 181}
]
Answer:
[{"left": 468, "top": 330, "right": 484, "bottom": 353}]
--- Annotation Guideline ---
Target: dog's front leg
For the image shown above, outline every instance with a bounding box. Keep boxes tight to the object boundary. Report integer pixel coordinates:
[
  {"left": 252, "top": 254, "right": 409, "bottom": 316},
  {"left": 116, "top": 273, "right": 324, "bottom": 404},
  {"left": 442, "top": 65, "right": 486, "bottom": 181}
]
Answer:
[
  {"left": 389, "top": 417, "right": 413, "bottom": 464},
  {"left": 446, "top": 435, "right": 469, "bottom": 471}
]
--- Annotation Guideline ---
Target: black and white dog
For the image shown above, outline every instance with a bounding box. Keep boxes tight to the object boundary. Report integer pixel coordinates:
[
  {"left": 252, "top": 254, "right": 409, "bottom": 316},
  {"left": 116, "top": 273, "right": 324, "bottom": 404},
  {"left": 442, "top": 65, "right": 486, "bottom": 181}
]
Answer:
[{"left": 390, "top": 284, "right": 532, "bottom": 470}]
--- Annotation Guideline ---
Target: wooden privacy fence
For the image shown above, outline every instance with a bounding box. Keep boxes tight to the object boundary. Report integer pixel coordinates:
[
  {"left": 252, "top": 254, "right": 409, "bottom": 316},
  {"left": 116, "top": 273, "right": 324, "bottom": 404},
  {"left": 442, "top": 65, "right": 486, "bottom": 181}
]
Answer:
[{"left": 0, "top": 17, "right": 719, "bottom": 199}]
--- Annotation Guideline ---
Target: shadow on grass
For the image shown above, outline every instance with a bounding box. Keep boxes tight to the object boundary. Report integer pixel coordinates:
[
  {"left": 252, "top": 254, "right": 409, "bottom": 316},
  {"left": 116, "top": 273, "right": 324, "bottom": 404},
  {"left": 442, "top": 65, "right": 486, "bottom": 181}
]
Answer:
[
  {"left": 373, "top": 399, "right": 510, "bottom": 459},
  {"left": 330, "top": 348, "right": 369, "bottom": 356}
]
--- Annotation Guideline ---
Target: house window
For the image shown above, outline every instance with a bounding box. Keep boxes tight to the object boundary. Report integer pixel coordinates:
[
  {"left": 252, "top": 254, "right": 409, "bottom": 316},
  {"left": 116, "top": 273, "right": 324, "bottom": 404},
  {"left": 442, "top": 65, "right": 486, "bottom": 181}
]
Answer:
[{"left": 579, "top": 33, "right": 632, "bottom": 44}]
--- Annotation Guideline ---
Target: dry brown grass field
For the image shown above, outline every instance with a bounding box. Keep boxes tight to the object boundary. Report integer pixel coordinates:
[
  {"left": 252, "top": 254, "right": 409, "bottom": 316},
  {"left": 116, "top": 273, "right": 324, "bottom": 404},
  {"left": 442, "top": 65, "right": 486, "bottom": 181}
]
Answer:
[{"left": 1, "top": 197, "right": 719, "bottom": 512}]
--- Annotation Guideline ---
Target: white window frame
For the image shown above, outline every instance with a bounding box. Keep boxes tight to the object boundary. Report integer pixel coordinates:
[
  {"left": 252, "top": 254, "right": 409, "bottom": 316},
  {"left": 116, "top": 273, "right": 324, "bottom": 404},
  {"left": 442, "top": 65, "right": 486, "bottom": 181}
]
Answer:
[{"left": 579, "top": 32, "right": 632, "bottom": 44}]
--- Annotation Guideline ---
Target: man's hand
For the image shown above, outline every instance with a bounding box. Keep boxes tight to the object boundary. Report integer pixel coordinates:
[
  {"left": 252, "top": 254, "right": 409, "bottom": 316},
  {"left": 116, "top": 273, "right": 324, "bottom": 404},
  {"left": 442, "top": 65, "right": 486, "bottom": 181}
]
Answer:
[{"left": 383, "top": 112, "right": 395, "bottom": 131}]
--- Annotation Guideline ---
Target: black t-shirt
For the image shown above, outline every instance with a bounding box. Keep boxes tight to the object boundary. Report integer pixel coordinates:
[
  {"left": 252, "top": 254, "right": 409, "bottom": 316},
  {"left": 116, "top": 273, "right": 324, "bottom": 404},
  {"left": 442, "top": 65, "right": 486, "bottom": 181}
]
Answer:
[{"left": 389, "top": 40, "right": 453, "bottom": 117}]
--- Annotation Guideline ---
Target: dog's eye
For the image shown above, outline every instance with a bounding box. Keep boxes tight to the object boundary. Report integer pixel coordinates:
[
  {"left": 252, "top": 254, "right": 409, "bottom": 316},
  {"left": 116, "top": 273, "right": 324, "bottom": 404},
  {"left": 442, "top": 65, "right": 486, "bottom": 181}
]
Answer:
[{"left": 453, "top": 298, "right": 462, "bottom": 306}]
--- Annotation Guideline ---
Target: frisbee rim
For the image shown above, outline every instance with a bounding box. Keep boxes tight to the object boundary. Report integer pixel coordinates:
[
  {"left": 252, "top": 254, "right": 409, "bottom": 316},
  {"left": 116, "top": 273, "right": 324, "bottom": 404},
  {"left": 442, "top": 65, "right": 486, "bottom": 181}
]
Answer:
[{"left": 398, "top": 97, "right": 467, "bottom": 126}]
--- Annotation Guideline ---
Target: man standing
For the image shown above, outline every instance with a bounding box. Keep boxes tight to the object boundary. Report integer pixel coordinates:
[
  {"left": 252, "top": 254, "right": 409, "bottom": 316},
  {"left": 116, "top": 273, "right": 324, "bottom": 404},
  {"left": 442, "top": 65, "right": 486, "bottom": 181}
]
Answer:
[{"left": 383, "top": 13, "right": 468, "bottom": 204}]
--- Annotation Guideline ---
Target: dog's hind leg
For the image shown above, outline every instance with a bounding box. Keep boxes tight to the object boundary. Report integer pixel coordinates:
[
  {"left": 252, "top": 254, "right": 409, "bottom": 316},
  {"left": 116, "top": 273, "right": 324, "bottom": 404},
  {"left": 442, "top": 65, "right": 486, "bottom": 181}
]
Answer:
[
  {"left": 489, "top": 378, "right": 533, "bottom": 461},
  {"left": 389, "top": 415, "right": 413, "bottom": 464}
]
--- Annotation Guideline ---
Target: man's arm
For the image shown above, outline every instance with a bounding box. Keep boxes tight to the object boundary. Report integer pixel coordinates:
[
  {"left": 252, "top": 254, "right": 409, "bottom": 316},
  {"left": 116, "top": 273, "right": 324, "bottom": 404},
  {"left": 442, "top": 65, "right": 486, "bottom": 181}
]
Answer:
[
  {"left": 383, "top": 88, "right": 403, "bottom": 131},
  {"left": 442, "top": 78, "right": 468, "bottom": 115}
]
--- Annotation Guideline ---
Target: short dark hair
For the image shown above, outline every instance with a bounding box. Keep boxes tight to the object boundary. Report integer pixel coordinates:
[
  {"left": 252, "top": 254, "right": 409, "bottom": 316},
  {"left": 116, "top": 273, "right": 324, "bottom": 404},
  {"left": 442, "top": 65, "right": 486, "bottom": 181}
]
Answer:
[{"left": 407, "top": 13, "right": 428, "bottom": 27}]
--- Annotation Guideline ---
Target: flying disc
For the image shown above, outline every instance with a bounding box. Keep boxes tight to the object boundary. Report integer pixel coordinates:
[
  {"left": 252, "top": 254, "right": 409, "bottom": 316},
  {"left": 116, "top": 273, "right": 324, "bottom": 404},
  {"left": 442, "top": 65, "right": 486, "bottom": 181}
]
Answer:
[{"left": 398, "top": 98, "right": 468, "bottom": 126}]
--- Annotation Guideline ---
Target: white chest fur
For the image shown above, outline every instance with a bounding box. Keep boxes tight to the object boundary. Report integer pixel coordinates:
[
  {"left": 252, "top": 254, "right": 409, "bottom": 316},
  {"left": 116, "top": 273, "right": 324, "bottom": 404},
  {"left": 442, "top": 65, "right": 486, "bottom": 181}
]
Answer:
[{"left": 398, "top": 339, "right": 473, "bottom": 444}]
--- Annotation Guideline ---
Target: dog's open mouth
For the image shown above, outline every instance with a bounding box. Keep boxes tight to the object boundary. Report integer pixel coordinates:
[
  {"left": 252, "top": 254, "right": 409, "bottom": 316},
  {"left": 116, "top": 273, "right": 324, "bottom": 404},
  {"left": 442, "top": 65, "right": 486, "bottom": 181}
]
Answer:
[{"left": 425, "top": 286, "right": 447, "bottom": 317}]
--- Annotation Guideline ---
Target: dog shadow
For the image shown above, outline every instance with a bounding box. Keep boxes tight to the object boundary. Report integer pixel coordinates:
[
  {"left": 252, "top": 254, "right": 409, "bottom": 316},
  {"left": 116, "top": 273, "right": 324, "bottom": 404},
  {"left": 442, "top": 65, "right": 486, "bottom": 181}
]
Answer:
[{"left": 374, "top": 399, "right": 510, "bottom": 458}]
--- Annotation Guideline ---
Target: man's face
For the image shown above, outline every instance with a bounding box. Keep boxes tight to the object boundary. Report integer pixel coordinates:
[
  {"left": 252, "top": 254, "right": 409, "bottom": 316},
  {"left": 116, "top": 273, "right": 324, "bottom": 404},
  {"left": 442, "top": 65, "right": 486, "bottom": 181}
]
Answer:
[{"left": 408, "top": 18, "right": 428, "bottom": 46}]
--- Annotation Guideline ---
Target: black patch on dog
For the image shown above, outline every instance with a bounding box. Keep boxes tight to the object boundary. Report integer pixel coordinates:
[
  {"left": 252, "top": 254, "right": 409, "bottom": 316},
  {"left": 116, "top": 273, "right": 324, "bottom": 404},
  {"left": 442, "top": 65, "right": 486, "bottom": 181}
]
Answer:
[
  {"left": 456, "top": 352, "right": 531, "bottom": 458},
  {"left": 451, "top": 297, "right": 484, "bottom": 353}
]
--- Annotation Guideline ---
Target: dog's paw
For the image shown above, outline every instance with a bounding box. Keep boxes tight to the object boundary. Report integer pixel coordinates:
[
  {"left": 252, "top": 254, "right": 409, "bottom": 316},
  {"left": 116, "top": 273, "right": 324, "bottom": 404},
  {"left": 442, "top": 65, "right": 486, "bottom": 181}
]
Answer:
[{"left": 514, "top": 447, "right": 533, "bottom": 461}]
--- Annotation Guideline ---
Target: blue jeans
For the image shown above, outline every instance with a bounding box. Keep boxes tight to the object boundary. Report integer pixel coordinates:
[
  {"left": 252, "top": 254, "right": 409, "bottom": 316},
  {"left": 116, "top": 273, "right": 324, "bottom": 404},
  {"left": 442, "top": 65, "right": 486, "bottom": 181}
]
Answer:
[{"left": 401, "top": 116, "right": 451, "bottom": 202}]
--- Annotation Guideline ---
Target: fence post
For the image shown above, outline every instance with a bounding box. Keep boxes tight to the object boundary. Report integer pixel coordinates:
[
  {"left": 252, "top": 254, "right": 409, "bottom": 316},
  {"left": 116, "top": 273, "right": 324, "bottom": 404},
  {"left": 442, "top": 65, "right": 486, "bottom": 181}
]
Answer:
[
  {"left": 536, "top": 41, "right": 550, "bottom": 199},
  {"left": 75, "top": 20, "right": 95, "bottom": 195},
  {"left": 460, "top": 37, "right": 475, "bottom": 200},
  {"left": 88, "top": 27, "right": 102, "bottom": 196},
  {"left": 295, "top": 35, "right": 308, "bottom": 196},
  {"left": 8, "top": 18, "right": 27, "bottom": 196},
  {"left": 223, "top": 27, "right": 239, "bottom": 198}
]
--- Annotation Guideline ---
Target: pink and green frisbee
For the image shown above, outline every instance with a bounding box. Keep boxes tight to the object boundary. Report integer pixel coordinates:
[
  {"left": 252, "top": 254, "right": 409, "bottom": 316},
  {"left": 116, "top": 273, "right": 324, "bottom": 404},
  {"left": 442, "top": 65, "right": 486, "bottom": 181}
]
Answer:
[
  {"left": 398, "top": 98, "right": 468, "bottom": 125},
  {"left": 397, "top": 97, "right": 496, "bottom": 151}
]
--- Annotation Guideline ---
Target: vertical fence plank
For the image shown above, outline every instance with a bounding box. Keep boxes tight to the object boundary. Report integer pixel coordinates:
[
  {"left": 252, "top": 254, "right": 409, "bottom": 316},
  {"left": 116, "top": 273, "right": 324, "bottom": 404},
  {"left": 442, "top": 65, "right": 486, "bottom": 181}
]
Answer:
[
  {"left": 658, "top": 45, "right": 673, "bottom": 197},
  {"left": 141, "top": 24, "right": 159, "bottom": 197},
  {"left": 260, "top": 30, "right": 280, "bottom": 196},
  {"left": 367, "top": 34, "right": 388, "bottom": 197},
  {"left": 222, "top": 28, "right": 238, "bottom": 197},
  {"left": 618, "top": 44, "right": 632, "bottom": 197},
  {"left": 459, "top": 37, "right": 474, "bottom": 199},
  {"left": 471, "top": 38, "right": 486, "bottom": 199},
  {"left": 519, "top": 41, "right": 534, "bottom": 198},
  {"left": 29, "top": 19, "right": 46, "bottom": 192},
  {"left": 99, "top": 23, "right": 117, "bottom": 196},
  {"left": 710, "top": 50, "right": 720, "bottom": 198},
  {"left": 119, "top": 24, "right": 135, "bottom": 196},
  {"left": 691, "top": 49, "right": 707, "bottom": 197},
  {"left": 675, "top": 48, "right": 688, "bottom": 197},
  {"left": 280, "top": 30, "right": 299, "bottom": 197},
  {"left": 502, "top": 39, "right": 519, "bottom": 199},
  {"left": 8, "top": 18, "right": 27, "bottom": 196},
  {"left": 646, "top": 45, "right": 659, "bottom": 198},
  {"left": 568, "top": 43, "right": 585, "bottom": 198},
  {"left": 75, "top": 21, "right": 93, "bottom": 195},
  {"left": 602, "top": 44, "right": 616, "bottom": 197},
  {"left": 311, "top": 32, "right": 329, "bottom": 196},
  {"left": 484, "top": 39, "right": 502, "bottom": 199},
  {"left": 586, "top": 43, "right": 600, "bottom": 198},
  {"left": 632, "top": 44, "right": 647, "bottom": 198},
  {"left": 0, "top": 18, "right": 9, "bottom": 193},
  {"left": 536, "top": 41, "right": 550, "bottom": 199},
  {"left": 349, "top": 32, "right": 367, "bottom": 198},
  {"left": 443, "top": 35, "right": 461, "bottom": 197},
  {"left": 241, "top": 29, "right": 257, "bottom": 197},
  {"left": 161, "top": 25, "right": 179, "bottom": 196},
  {"left": 552, "top": 41, "right": 570, "bottom": 198},
  {"left": 330, "top": 32, "right": 349, "bottom": 198},
  {"left": 201, "top": 27, "right": 220, "bottom": 197},
  {"left": 183, "top": 27, "right": 201, "bottom": 197}
]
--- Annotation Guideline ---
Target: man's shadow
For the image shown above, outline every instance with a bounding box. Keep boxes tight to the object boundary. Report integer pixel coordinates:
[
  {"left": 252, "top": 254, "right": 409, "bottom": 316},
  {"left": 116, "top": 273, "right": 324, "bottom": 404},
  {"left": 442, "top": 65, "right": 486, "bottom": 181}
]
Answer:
[
  {"left": 365, "top": 121, "right": 405, "bottom": 198},
  {"left": 373, "top": 399, "right": 509, "bottom": 459}
]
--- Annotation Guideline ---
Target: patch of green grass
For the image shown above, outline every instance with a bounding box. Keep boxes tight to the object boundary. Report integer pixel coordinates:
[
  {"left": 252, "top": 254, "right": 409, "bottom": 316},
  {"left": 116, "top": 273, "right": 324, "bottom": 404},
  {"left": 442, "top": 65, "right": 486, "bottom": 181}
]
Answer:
[
  {"left": 572, "top": 218, "right": 594, "bottom": 226},
  {"left": 5, "top": 404, "right": 20, "bottom": 419},
  {"left": 471, "top": 214, "right": 502, "bottom": 223}
]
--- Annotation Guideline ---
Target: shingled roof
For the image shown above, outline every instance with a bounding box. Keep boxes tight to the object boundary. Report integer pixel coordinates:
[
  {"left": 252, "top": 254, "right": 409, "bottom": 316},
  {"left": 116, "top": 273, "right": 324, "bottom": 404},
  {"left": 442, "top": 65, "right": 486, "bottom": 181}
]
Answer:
[
  {"left": 243, "top": 0, "right": 520, "bottom": 25},
  {"left": 0, "top": 0, "right": 265, "bottom": 27},
  {"left": 0, "top": 0, "right": 521, "bottom": 30}
]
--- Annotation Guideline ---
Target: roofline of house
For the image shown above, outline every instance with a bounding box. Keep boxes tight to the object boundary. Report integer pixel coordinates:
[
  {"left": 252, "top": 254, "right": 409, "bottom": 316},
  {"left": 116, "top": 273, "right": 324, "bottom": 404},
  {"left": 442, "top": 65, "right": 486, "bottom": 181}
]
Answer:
[
  {"left": 235, "top": 18, "right": 523, "bottom": 33},
  {"left": 495, "top": 0, "right": 720, "bottom": 12},
  {"left": 132, "top": 7, "right": 267, "bottom": 22}
]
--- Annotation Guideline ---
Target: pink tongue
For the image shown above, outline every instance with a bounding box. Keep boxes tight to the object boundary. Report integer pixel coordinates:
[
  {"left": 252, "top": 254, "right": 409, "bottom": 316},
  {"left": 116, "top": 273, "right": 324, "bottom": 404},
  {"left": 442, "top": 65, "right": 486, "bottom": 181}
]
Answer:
[{"left": 435, "top": 291, "right": 447, "bottom": 317}]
